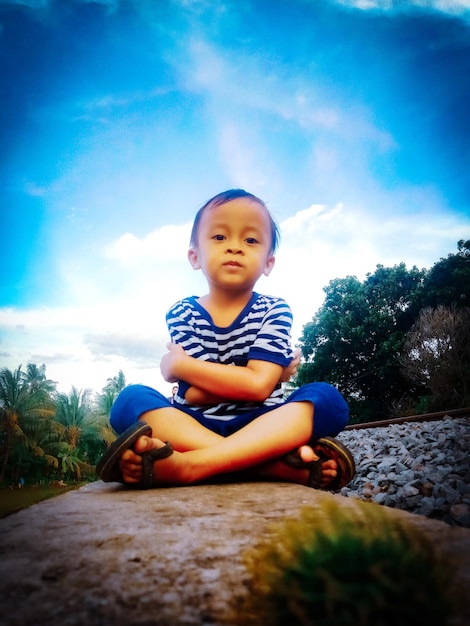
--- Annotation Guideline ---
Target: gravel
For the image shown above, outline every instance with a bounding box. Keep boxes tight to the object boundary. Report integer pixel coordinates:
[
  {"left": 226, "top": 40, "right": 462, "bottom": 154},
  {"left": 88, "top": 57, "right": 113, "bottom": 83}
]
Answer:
[{"left": 336, "top": 416, "right": 470, "bottom": 527}]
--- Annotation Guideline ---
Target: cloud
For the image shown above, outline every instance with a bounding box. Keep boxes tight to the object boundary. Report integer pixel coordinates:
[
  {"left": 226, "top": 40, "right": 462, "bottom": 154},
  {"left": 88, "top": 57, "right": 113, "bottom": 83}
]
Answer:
[
  {"left": 0, "top": 0, "right": 120, "bottom": 10},
  {"left": 1, "top": 200, "right": 468, "bottom": 393},
  {"left": 84, "top": 332, "right": 163, "bottom": 365},
  {"left": 263, "top": 200, "right": 469, "bottom": 343},
  {"left": 335, "top": 0, "right": 470, "bottom": 15},
  {"left": 104, "top": 222, "right": 192, "bottom": 263}
]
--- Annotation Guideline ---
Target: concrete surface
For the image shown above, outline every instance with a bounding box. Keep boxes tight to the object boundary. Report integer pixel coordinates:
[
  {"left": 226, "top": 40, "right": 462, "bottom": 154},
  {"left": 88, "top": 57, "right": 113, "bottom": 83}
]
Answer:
[{"left": 0, "top": 480, "right": 469, "bottom": 626}]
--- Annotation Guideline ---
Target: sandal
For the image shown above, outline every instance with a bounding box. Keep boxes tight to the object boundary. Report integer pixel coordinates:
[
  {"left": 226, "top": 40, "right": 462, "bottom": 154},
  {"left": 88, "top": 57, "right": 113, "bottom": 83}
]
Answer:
[
  {"left": 96, "top": 421, "right": 174, "bottom": 489},
  {"left": 284, "top": 436, "right": 356, "bottom": 491}
]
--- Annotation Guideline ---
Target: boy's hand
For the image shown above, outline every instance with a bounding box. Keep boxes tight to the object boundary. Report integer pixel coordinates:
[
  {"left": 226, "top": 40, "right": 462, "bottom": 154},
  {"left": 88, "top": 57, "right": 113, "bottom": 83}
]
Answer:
[
  {"left": 279, "top": 348, "right": 301, "bottom": 382},
  {"left": 160, "top": 342, "right": 188, "bottom": 382}
]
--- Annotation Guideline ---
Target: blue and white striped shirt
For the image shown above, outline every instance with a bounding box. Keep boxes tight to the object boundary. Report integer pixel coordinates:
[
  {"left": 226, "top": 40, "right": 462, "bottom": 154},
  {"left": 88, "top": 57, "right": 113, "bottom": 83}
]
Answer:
[{"left": 166, "top": 292, "right": 294, "bottom": 421}]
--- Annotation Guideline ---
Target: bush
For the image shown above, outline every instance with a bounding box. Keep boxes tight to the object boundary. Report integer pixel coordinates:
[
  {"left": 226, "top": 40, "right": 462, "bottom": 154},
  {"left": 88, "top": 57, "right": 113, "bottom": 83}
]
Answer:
[{"left": 237, "top": 500, "right": 455, "bottom": 626}]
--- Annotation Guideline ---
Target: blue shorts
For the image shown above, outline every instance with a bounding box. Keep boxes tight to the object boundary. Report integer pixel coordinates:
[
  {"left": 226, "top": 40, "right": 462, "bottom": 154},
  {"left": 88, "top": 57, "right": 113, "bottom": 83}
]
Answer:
[{"left": 110, "top": 382, "right": 349, "bottom": 441}]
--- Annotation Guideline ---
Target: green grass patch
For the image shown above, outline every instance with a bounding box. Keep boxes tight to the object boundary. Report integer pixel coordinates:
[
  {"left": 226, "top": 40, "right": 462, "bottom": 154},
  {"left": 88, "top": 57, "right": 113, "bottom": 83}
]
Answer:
[
  {"left": 237, "top": 500, "right": 460, "bottom": 626},
  {"left": 0, "top": 483, "right": 86, "bottom": 518}
]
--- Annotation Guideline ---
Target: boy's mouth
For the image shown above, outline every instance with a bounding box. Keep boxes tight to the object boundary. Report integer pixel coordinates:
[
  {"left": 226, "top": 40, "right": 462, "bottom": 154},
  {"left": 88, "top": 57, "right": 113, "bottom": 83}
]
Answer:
[{"left": 224, "top": 261, "right": 242, "bottom": 267}]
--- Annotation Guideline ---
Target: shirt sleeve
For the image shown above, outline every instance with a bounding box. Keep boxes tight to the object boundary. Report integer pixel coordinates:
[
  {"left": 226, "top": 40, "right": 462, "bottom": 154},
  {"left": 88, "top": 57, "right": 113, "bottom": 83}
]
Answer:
[
  {"left": 166, "top": 298, "right": 212, "bottom": 361},
  {"left": 248, "top": 297, "right": 294, "bottom": 367}
]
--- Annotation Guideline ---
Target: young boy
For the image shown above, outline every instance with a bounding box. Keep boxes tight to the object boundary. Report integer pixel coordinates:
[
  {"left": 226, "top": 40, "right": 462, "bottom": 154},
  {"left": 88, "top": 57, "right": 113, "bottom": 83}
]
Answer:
[{"left": 97, "top": 190, "right": 355, "bottom": 490}]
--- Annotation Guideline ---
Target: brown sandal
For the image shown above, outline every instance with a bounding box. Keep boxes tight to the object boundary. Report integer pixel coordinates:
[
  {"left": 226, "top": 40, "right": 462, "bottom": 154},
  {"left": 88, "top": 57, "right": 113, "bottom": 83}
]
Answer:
[
  {"left": 97, "top": 421, "right": 173, "bottom": 488},
  {"left": 284, "top": 436, "right": 356, "bottom": 491}
]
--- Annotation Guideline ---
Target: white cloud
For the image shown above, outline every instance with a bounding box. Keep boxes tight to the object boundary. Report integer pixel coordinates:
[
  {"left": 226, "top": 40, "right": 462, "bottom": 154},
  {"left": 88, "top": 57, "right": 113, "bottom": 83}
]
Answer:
[
  {"left": 105, "top": 222, "right": 192, "bottom": 263},
  {"left": 1, "top": 201, "right": 468, "bottom": 394},
  {"left": 336, "top": 0, "right": 470, "bottom": 15},
  {"left": 263, "top": 202, "right": 468, "bottom": 343}
]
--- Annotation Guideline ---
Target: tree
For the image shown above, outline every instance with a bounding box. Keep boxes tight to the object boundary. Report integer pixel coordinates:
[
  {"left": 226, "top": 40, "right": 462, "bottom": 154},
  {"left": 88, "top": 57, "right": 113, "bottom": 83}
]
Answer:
[
  {"left": 401, "top": 305, "right": 470, "bottom": 410},
  {"left": 54, "top": 386, "right": 106, "bottom": 474},
  {"left": 0, "top": 365, "right": 55, "bottom": 482},
  {"left": 55, "top": 387, "right": 97, "bottom": 450},
  {"left": 24, "top": 363, "right": 57, "bottom": 397},
  {"left": 104, "top": 370, "right": 127, "bottom": 395},
  {"left": 95, "top": 370, "right": 127, "bottom": 418},
  {"left": 94, "top": 370, "right": 128, "bottom": 448},
  {"left": 420, "top": 239, "right": 470, "bottom": 310},
  {"left": 295, "top": 264, "right": 425, "bottom": 421}
]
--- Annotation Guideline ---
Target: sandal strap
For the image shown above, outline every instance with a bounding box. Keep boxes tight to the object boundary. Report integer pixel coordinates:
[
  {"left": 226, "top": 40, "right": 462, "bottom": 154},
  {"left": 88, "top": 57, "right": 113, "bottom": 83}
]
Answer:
[
  {"left": 97, "top": 422, "right": 152, "bottom": 483},
  {"left": 306, "top": 459, "right": 323, "bottom": 489},
  {"left": 141, "top": 442, "right": 174, "bottom": 489}
]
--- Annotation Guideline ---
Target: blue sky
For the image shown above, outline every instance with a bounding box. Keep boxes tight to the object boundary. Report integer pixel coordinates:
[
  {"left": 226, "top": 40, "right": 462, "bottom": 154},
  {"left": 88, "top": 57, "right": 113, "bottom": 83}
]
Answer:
[{"left": 1, "top": 0, "right": 469, "bottom": 394}]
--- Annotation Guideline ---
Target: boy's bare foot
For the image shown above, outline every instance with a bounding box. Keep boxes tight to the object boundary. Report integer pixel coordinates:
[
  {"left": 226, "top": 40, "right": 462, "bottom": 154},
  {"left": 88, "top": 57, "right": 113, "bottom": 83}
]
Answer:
[
  {"left": 256, "top": 445, "right": 339, "bottom": 489},
  {"left": 118, "top": 438, "right": 339, "bottom": 490},
  {"left": 119, "top": 436, "right": 191, "bottom": 485}
]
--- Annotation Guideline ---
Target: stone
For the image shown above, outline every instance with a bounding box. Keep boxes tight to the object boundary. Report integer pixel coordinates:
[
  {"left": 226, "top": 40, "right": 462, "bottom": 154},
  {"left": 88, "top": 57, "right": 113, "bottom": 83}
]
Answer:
[
  {"left": 0, "top": 481, "right": 470, "bottom": 626},
  {"left": 338, "top": 417, "right": 470, "bottom": 527}
]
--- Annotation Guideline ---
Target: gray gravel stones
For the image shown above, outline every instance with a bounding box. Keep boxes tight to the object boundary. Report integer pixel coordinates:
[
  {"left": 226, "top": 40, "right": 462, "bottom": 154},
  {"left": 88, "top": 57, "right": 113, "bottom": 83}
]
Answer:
[{"left": 337, "top": 416, "right": 470, "bottom": 527}]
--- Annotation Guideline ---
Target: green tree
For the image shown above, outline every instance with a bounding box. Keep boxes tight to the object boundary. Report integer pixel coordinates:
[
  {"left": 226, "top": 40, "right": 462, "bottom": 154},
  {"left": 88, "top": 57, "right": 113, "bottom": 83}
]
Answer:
[
  {"left": 104, "top": 370, "right": 127, "bottom": 395},
  {"left": 18, "top": 412, "right": 63, "bottom": 481},
  {"left": 24, "top": 363, "right": 57, "bottom": 397},
  {"left": 95, "top": 370, "right": 127, "bottom": 418},
  {"left": 0, "top": 365, "right": 55, "bottom": 482},
  {"left": 420, "top": 239, "right": 470, "bottom": 309},
  {"left": 296, "top": 264, "right": 425, "bottom": 421},
  {"left": 94, "top": 370, "right": 128, "bottom": 448},
  {"left": 54, "top": 387, "right": 103, "bottom": 475}
]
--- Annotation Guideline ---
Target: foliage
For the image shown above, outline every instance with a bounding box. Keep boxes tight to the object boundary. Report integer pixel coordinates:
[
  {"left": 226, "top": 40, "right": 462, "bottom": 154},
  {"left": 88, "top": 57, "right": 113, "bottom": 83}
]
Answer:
[
  {"left": 0, "top": 365, "right": 125, "bottom": 484},
  {"left": 0, "top": 365, "right": 56, "bottom": 482},
  {"left": 237, "top": 500, "right": 455, "bottom": 626},
  {"left": 401, "top": 305, "right": 470, "bottom": 410},
  {"left": 295, "top": 264, "right": 424, "bottom": 420},
  {"left": 295, "top": 241, "right": 470, "bottom": 421},
  {"left": 420, "top": 239, "right": 470, "bottom": 310}
]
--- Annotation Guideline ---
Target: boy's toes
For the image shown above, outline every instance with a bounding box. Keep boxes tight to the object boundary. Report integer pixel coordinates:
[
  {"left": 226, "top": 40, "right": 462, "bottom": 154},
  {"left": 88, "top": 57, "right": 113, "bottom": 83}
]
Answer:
[
  {"left": 118, "top": 437, "right": 155, "bottom": 483},
  {"left": 320, "top": 462, "right": 338, "bottom": 488},
  {"left": 133, "top": 434, "right": 153, "bottom": 454},
  {"left": 297, "top": 444, "right": 317, "bottom": 464}
]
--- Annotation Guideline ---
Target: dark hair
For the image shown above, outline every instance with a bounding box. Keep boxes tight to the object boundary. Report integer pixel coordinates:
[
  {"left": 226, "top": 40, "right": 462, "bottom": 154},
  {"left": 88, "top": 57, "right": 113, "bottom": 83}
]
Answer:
[{"left": 189, "top": 189, "right": 280, "bottom": 254}]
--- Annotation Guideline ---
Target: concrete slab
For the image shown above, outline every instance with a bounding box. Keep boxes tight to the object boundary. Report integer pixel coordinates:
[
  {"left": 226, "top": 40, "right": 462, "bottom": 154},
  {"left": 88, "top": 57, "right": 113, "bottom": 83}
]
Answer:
[{"left": 0, "top": 481, "right": 469, "bottom": 625}]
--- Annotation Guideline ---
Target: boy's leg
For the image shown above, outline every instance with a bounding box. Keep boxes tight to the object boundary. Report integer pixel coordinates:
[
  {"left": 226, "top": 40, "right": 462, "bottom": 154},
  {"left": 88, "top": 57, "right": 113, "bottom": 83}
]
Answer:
[
  {"left": 140, "top": 406, "right": 223, "bottom": 451},
  {"left": 120, "top": 401, "right": 337, "bottom": 486}
]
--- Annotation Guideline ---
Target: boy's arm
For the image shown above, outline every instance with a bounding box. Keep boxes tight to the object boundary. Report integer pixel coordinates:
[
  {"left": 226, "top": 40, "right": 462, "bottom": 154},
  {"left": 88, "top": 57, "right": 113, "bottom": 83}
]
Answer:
[
  {"left": 184, "top": 348, "right": 300, "bottom": 405},
  {"left": 161, "top": 342, "right": 283, "bottom": 403}
]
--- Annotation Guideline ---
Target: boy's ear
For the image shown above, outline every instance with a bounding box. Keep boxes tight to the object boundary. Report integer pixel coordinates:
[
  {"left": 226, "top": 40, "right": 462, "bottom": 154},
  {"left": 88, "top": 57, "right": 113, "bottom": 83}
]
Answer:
[
  {"left": 263, "top": 255, "right": 276, "bottom": 276},
  {"left": 188, "top": 247, "right": 201, "bottom": 270}
]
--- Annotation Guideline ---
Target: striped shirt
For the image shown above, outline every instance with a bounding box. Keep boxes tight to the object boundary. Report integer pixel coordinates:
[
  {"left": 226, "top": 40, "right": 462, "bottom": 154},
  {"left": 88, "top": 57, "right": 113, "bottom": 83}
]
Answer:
[{"left": 166, "top": 292, "right": 294, "bottom": 421}]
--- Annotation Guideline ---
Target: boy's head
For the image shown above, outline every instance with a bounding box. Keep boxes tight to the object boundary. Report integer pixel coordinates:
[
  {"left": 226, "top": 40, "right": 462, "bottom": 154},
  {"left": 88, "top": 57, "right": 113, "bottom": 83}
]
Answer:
[{"left": 189, "top": 189, "right": 280, "bottom": 255}]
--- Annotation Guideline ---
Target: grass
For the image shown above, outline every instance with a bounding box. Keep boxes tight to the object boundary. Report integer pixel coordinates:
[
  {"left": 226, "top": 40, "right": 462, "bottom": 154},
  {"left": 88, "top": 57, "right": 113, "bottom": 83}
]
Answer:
[
  {"left": 0, "top": 483, "right": 86, "bottom": 518},
  {"left": 237, "top": 500, "right": 457, "bottom": 626}
]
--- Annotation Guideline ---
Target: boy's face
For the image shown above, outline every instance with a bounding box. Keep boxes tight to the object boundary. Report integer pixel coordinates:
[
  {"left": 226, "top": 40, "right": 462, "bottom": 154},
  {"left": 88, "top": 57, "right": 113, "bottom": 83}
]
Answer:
[{"left": 188, "top": 198, "right": 275, "bottom": 293}]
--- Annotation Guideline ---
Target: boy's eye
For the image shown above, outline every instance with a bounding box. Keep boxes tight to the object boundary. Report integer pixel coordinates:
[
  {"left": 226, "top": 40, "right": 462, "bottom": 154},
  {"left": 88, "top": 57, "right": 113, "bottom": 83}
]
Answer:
[
  {"left": 212, "top": 234, "right": 226, "bottom": 241},
  {"left": 246, "top": 237, "right": 259, "bottom": 244}
]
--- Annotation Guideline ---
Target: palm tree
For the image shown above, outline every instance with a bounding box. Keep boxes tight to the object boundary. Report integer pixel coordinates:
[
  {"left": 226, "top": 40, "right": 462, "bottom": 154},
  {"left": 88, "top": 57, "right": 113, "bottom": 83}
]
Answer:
[
  {"left": 104, "top": 370, "right": 127, "bottom": 395},
  {"left": 0, "top": 365, "right": 55, "bottom": 482},
  {"left": 54, "top": 386, "right": 108, "bottom": 472},
  {"left": 94, "top": 370, "right": 128, "bottom": 448},
  {"left": 57, "top": 447, "right": 85, "bottom": 480},
  {"left": 21, "top": 412, "right": 63, "bottom": 480},
  {"left": 97, "top": 370, "right": 127, "bottom": 415},
  {"left": 55, "top": 387, "right": 97, "bottom": 449},
  {"left": 24, "top": 363, "right": 57, "bottom": 397}
]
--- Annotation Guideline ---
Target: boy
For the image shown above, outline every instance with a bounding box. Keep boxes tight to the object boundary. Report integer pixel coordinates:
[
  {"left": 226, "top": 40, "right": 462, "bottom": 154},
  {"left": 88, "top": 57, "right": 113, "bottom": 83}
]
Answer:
[{"left": 98, "top": 190, "right": 355, "bottom": 489}]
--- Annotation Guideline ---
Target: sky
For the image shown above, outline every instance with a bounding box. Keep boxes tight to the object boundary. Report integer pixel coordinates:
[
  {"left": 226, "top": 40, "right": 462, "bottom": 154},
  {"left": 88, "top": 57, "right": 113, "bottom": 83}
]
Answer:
[{"left": 1, "top": 0, "right": 469, "bottom": 396}]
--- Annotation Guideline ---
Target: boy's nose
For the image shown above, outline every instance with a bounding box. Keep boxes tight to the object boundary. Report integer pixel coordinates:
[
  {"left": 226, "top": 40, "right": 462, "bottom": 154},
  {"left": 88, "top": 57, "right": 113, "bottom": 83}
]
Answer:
[{"left": 226, "top": 243, "right": 243, "bottom": 254}]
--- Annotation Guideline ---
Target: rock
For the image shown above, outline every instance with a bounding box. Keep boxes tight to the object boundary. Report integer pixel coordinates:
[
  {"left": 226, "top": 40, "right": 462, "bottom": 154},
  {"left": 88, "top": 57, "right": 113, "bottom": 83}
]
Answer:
[
  {"left": 420, "top": 481, "right": 434, "bottom": 497},
  {"left": 0, "top": 481, "right": 470, "bottom": 626},
  {"left": 338, "top": 417, "right": 470, "bottom": 528}
]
